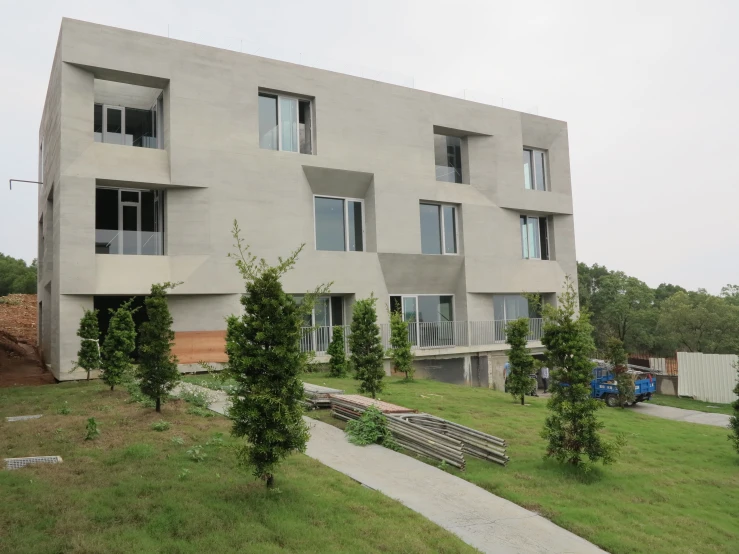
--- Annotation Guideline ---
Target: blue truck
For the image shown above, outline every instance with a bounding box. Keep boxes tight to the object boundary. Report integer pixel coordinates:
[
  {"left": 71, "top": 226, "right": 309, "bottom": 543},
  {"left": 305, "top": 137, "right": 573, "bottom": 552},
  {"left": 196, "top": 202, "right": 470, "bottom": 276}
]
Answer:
[{"left": 591, "top": 365, "right": 656, "bottom": 407}]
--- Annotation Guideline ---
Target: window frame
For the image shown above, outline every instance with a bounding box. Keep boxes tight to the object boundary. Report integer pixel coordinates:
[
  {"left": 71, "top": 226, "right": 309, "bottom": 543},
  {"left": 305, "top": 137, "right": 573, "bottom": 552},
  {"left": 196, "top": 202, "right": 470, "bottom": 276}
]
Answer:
[
  {"left": 434, "top": 133, "right": 464, "bottom": 184},
  {"left": 419, "top": 202, "right": 458, "bottom": 255},
  {"left": 313, "top": 194, "right": 365, "bottom": 252},
  {"left": 388, "top": 294, "right": 456, "bottom": 324},
  {"left": 523, "top": 147, "right": 548, "bottom": 191},
  {"left": 96, "top": 186, "right": 165, "bottom": 256},
  {"left": 259, "top": 91, "right": 314, "bottom": 154},
  {"left": 520, "top": 214, "right": 550, "bottom": 260}
]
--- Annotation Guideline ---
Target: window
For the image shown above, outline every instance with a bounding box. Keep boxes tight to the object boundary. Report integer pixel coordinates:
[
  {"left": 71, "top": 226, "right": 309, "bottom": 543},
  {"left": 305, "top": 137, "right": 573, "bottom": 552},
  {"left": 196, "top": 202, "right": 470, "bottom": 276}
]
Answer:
[
  {"left": 420, "top": 203, "right": 457, "bottom": 255},
  {"left": 259, "top": 92, "right": 313, "bottom": 154},
  {"left": 520, "top": 215, "right": 549, "bottom": 260},
  {"left": 493, "top": 294, "right": 540, "bottom": 321},
  {"left": 94, "top": 98, "right": 163, "bottom": 148},
  {"left": 295, "top": 295, "right": 344, "bottom": 352},
  {"left": 389, "top": 294, "right": 454, "bottom": 348},
  {"left": 523, "top": 148, "right": 547, "bottom": 190},
  {"left": 434, "top": 134, "right": 463, "bottom": 183},
  {"left": 95, "top": 188, "right": 164, "bottom": 255},
  {"left": 314, "top": 196, "right": 364, "bottom": 252}
]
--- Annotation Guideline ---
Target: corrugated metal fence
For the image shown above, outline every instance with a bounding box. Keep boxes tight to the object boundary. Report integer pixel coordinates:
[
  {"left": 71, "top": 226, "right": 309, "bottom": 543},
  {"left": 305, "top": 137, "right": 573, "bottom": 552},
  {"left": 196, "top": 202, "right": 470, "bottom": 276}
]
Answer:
[{"left": 677, "top": 352, "right": 738, "bottom": 403}]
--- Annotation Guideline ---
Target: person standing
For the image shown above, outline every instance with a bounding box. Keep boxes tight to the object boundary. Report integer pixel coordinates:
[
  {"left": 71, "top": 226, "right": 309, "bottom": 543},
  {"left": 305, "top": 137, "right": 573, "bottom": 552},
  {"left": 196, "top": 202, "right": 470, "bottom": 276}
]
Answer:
[
  {"left": 540, "top": 365, "right": 550, "bottom": 392},
  {"left": 504, "top": 361, "right": 511, "bottom": 392}
]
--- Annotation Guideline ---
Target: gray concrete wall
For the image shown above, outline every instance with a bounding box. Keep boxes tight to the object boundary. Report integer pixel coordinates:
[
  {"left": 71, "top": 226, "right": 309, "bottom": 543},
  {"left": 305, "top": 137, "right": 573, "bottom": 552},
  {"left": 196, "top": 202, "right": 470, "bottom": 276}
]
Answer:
[
  {"left": 39, "top": 18, "right": 579, "bottom": 379},
  {"left": 656, "top": 375, "right": 678, "bottom": 396}
]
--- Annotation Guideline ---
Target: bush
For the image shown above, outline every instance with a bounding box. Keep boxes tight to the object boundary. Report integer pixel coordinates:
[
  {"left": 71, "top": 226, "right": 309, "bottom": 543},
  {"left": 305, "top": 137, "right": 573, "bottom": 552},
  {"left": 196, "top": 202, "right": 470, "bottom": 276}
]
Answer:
[
  {"left": 729, "top": 363, "right": 739, "bottom": 455},
  {"left": 75, "top": 309, "right": 100, "bottom": 381},
  {"left": 85, "top": 418, "right": 100, "bottom": 441},
  {"left": 388, "top": 311, "right": 414, "bottom": 380},
  {"left": 349, "top": 295, "right": 385, "bottom": 398},
  {"left": 345, "top": 406, "right": 399, "bottom": 450},
  {"left": 151, "top": 420, "right": 170, "bottom": 432},
  {"left": 327, "top": 326, "right": 348, "bottom": 377},
  {"left": 505, "top": 318, "right": 536, "bottom": 405},
  {"left": 100, "top": 299, "right": 138, "bottom": 391}
]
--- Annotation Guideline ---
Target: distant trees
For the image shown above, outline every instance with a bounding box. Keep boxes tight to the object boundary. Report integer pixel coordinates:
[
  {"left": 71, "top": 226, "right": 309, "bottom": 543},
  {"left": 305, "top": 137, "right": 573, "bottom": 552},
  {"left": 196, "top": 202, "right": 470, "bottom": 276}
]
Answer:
[
  {"left": 100, "top": 299, "right": 138, "bottom": 391},
  {"left": 137, "top": 283, "right": 180, "bottom": 412},
  {"left": 75, "top": 309, "right": 100, "bottom": 381},
  {"left": 0, "top": 254, "right": 37, "bottom": 296},
  {"left": 388, "top": 310, "right": 414, "bottom": 380},
  {"left": 729, "top": 363, "right": 739, "bottom": 456},
  {"left": 349, "top": 295, "right": 385, "bottom": 398},
  {"left": 541, "top": 279, "right": 621, "bottom": 467},
  {"left": 327, "top": 326, "right": 348, "bottom": 377},
  {"left": 605, "top": 337, "right": 633, "bottom": 408},
  {"left": 505, "top": 318, "right": 536, "bottom": 405}
]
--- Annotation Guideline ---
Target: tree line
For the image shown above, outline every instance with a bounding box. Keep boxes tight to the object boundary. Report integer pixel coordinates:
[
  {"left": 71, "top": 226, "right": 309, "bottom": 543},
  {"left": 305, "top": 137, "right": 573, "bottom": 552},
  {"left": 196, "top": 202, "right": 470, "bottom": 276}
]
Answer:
[
  {"left": 578, "top": 262, "right": 739, "bottom": 356},
  {"left": 0, "top": 253, "right": 37, "bottom": 296}
]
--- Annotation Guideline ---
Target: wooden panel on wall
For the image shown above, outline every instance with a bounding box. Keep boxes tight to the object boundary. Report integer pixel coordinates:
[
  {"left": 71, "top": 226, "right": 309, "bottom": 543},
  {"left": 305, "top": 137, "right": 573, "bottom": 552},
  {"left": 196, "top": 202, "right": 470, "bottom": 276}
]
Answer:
[{"left": 172, "top": 330, "right": 227, "bottom": 364}]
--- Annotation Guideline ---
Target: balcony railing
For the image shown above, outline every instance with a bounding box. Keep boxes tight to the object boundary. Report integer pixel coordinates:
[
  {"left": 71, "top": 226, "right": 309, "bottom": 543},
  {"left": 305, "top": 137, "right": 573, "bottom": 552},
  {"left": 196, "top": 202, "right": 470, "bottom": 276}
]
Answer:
[{"left": 300, "top": 319, "right": 544, "bottom": 355}]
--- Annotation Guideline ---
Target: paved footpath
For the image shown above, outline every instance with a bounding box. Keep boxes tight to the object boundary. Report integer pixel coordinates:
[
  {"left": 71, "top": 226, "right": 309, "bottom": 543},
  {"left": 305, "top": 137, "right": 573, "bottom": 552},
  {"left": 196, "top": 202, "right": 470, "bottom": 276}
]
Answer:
[
  {"left": 176, "top": 383, "right": 604, "bottom": 553},
  {"left": 631, "top": 402, "right": 731, "bottom": 428}
]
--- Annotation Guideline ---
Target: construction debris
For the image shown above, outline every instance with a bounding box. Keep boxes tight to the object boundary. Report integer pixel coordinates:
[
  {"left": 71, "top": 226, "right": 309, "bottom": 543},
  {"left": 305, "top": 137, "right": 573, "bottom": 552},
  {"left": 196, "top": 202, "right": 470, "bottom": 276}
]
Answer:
[
  {"left": 6, "top": 414, "right": 43, "bottom": 422},
  {"left": 303, "top": 383, "right": 345, "bottom": 409},
  {"left": 330, "top": 395, "right": 509, "bottom": 469},
  {"left": 5, "top": 456, "right": 63, "bottom": 470}
]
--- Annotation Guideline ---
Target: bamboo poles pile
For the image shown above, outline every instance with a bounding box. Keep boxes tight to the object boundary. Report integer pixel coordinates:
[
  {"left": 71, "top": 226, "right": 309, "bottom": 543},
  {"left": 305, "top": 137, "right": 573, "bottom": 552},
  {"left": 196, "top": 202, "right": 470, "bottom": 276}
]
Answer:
[
  {"left": 392, "top": 413, "right": 509, "bottom": 466},
  {"left": 303, "top": 383, "right": 344, "bottom": 409},
  {"left": 331, "top": 396, "right": 466, "bottom": 469}
]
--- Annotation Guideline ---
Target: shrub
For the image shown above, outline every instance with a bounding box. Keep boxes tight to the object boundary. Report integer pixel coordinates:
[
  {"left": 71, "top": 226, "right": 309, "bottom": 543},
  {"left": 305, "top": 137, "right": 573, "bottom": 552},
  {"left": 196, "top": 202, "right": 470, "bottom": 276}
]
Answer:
[
  {"left": 187, "top": 445, "right": 207, "bottom": 462},
  {"left": 327, "top": 326, "right": 348, "bottom": 377},
  {"left": 75, "top": 309, "right": 100, "bottom": 381},
  {"left": 85, "top": 417, "right": 100, "bottom": 441},
  {"left": 186, "top": 406, "right": 214, "bottom": 418},
  {"left": 729, "top": 363, "right": 739, "bottom": 455},
  {"left": 57, "top": 401, "right": 71, "bottom": 415},
  {"left": 505, "top": 318, "right": 536, "bottom": 405},
  {"left": 137, "top": 282, "right": 181, "bottom": 412},
  {"left": 388, "top": 311, "right": 414, "bottom": 380},
  {"left": 541, "top": 279, "right": 622, "bottom": 467},
  {"left": 349, "top": 295, "right": 385, "bottom": 398},
  {"left": 171, "top": 436, "right": 185, "bottom": 446},
  {"left": 345, "top": 406, "right": 398, "bottom": 450},
  {"left": 151, "top": 420, "right": 170, "bottom": 432},
  {"left": 100, "top": 299, "right": 138, "bottom": 391}
]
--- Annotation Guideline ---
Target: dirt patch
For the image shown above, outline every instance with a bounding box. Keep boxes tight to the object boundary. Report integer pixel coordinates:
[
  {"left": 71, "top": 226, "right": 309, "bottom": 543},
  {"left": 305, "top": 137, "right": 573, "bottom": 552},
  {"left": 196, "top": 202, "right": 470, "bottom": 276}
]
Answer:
[{"left": 0, "top": 294, "right": 55, "bottom": 387}]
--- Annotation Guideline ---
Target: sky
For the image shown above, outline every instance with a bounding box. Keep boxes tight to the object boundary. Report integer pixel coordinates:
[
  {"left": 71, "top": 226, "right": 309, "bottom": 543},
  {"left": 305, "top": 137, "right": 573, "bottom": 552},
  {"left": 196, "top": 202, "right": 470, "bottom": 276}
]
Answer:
[{"left": 0, "top": 0, "right": 736, "bottom": 294}]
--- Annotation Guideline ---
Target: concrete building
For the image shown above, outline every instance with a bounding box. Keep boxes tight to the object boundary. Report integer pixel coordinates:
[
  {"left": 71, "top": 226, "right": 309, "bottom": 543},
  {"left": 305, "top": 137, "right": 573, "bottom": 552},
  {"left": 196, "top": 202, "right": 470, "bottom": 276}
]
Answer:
[{"left": 37, "top": 18, "right": 577, "bottom": 388}]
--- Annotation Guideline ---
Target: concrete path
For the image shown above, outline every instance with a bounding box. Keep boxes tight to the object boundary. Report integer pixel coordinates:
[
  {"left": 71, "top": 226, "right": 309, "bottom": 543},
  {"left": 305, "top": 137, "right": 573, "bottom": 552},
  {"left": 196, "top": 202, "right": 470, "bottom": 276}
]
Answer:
[
  {"left": 631, "top": 402, "right": 731, "bottom": 428},
  {"left": 175, "top": 382, "right": 604, "bottom": 553}
]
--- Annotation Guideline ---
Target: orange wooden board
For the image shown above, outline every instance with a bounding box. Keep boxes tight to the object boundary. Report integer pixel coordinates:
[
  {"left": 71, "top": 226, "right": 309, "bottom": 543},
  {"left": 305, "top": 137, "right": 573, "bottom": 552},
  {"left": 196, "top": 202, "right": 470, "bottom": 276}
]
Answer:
[{"left": 172, "top": 330, "right": 227, "bottom": 364}]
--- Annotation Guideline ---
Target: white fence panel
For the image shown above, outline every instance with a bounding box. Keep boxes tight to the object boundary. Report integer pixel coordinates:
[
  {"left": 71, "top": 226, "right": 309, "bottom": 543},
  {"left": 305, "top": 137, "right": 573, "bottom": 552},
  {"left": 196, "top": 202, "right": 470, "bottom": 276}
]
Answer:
[
  {"left": 677, "top": 352, "right": 738, "bottom": 404},
  {"left": 649, "top": 358, "right": 666, "bottom": 373}
]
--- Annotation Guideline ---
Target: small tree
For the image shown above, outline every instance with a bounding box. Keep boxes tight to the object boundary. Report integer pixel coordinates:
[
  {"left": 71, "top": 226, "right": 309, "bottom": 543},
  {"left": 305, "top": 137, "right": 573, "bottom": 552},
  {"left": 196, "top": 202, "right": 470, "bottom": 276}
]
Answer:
[
  {"left": 541, "top": 278, "right": 621, "bottom": 467},
  {"left": 729, "top": 362, "right": 739, "bottom": 455},
  {"left": 327, "top": 326, "right": 348, "bottom": 377},
  {"left": 388, "top": 310, "right": 414, "bottom": 380},
  {"left": 506, "top": 318, "right": 536, "bottom": 405},
  {"left": 100, "top": 299, "right": 138, "bottom": 391},
  {"left": 137, "top": 283, "right": 180, "bottom": 412},
  {"left": 349, "top": 295, "right": 385, "bottom": 398},
  {"left": 605, "top": 337, "right": 634, "bottom": 408},
  {"left": 75, "top": 308, "right": 100, "bottom": 381},
  {"left": 226, "top": 221, "right": 329, "bottom": 486}
]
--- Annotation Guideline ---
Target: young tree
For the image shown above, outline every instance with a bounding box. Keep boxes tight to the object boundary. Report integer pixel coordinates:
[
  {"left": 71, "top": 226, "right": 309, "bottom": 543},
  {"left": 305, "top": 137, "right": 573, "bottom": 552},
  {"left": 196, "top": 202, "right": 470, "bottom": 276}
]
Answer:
[
  {"left": 327, "top": 325, "right": 348, "bottom": 377},
  {"left": 100, "top": 299, "right": 138, "bottom": 391},
  {"left": 225, "top": 221, "right": 328, "bottom": 486},
  {"left": 349, "top": 295, "right": 385, "bottom": 398},
  {"left": 541, "top": 278, "right": 621, "bottom": 467},
  {"left": 388, "top": 310, "right": 414, "bottom": 380},
  {"left": 729, "top": 362, "right": 739, "bottom": 456},
  {"left": 75, "top": 309, "right": 100, "bottom": 381},
  {"left": 505, "top": 318, "right": 536, "bottom": 405},
  {"left": 137, "top": 283, "right": 180, "bottom": 412},
  {"left": 604, "top": 337, "right": 633, "bottom": 408}
]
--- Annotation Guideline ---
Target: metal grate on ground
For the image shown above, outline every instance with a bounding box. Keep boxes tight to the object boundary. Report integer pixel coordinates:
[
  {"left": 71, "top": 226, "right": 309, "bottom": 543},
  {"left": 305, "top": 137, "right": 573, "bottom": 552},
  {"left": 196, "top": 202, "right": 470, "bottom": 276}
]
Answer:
[
  {"left": 6, "top": 414, "right": 43, "bottom": 422},
  {"left": 5, "top": 456, "right": 62, "bottom": 470}
]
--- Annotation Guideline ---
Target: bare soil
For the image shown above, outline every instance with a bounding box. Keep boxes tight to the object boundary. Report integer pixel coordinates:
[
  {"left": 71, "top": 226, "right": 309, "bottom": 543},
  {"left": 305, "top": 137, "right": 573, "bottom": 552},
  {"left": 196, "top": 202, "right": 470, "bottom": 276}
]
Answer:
[{"left": 0, "top": 294, "right": 55, "bottom": 387}]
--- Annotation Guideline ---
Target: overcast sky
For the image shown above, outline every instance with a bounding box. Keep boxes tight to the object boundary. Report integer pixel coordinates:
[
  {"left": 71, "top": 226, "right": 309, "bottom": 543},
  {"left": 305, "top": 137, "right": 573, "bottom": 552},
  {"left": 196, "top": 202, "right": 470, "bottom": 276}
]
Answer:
[{"left": 0, "top": 0, "right": 736, "bottom": 293}]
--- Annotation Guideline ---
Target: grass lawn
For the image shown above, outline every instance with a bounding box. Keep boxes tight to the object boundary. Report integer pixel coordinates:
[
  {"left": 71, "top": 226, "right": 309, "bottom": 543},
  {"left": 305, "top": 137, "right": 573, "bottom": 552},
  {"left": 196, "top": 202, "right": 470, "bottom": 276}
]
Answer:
[
  {"left": 299, "top": 372, "right": 739, "bottom": 554},
  {"left": 0, "top": 381, "right": 476, "bottom": 554},
  {"left": 649, "top": 394, "right": 735, "bottom": 416}
]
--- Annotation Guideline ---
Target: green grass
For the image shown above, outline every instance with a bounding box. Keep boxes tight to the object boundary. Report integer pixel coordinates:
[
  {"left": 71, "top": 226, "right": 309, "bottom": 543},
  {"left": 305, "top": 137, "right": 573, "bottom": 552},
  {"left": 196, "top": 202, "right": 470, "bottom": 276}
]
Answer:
[
  {"left": 0, "top": 381, "right": 475, "bottom": 554},
  {"left": 302, "top": 372, "right": 739, "bottom": 554},
  {"left": 649, "top": 394, "right": 734, "bottom": 415}
]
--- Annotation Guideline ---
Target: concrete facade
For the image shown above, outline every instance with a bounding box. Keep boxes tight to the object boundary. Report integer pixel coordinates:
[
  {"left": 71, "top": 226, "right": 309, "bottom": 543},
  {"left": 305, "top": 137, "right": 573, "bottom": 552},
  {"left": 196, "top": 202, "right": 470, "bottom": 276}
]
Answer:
[{"left": 38, "top": 18, "right": 578, "bottom": 381}]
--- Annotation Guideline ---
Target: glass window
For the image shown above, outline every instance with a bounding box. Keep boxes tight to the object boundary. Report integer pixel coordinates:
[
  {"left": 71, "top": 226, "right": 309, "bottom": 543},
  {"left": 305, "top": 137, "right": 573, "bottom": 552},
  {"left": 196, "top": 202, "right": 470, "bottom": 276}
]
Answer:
[
  {"left": 421, "top": 203, "right": 457, "bottom": 255},
  {"left": 258, "top": 94, "right": 278, "bottom": 150},
  {"left": 125, "top": 107, "right": 156, "bottom": 148},
  {"left": 420, "top": 203, "right": 441, "bottom": 254},
  {"left": 315, "top": 196, "right": 363, "bottom": 252},
  {"left": 523, "top": 148, "right": 547, "bottom": 191},
  {"left": 315, "top": 197, "right": 345, "bottom": 251},
  {"left": 494, "top": 294, "right": 529, "bottom": 321},
  {"left": 279, "top": 97, "right": 298, "bottom": 152},
  {"left": 259, "top": 92, "right": 313, "bottom": 154},
  {"left": 521, "top": 215, "right": 549, "bottom": 259},
  {"left": 434, "top": 134, "right": 463, "bottom": 183},
  {"left": 94, "top": 104, "right": 103, "bottom": 142},
  {"left": 95, "top": 188, "right": 164, "bottom": 255}
]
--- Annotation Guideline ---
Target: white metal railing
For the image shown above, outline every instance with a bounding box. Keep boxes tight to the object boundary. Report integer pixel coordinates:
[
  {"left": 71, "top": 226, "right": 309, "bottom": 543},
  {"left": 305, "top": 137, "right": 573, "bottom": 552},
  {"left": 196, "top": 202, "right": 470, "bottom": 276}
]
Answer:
[{"left": 300, "top": 319, "right": 543, "bottom": 355}]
